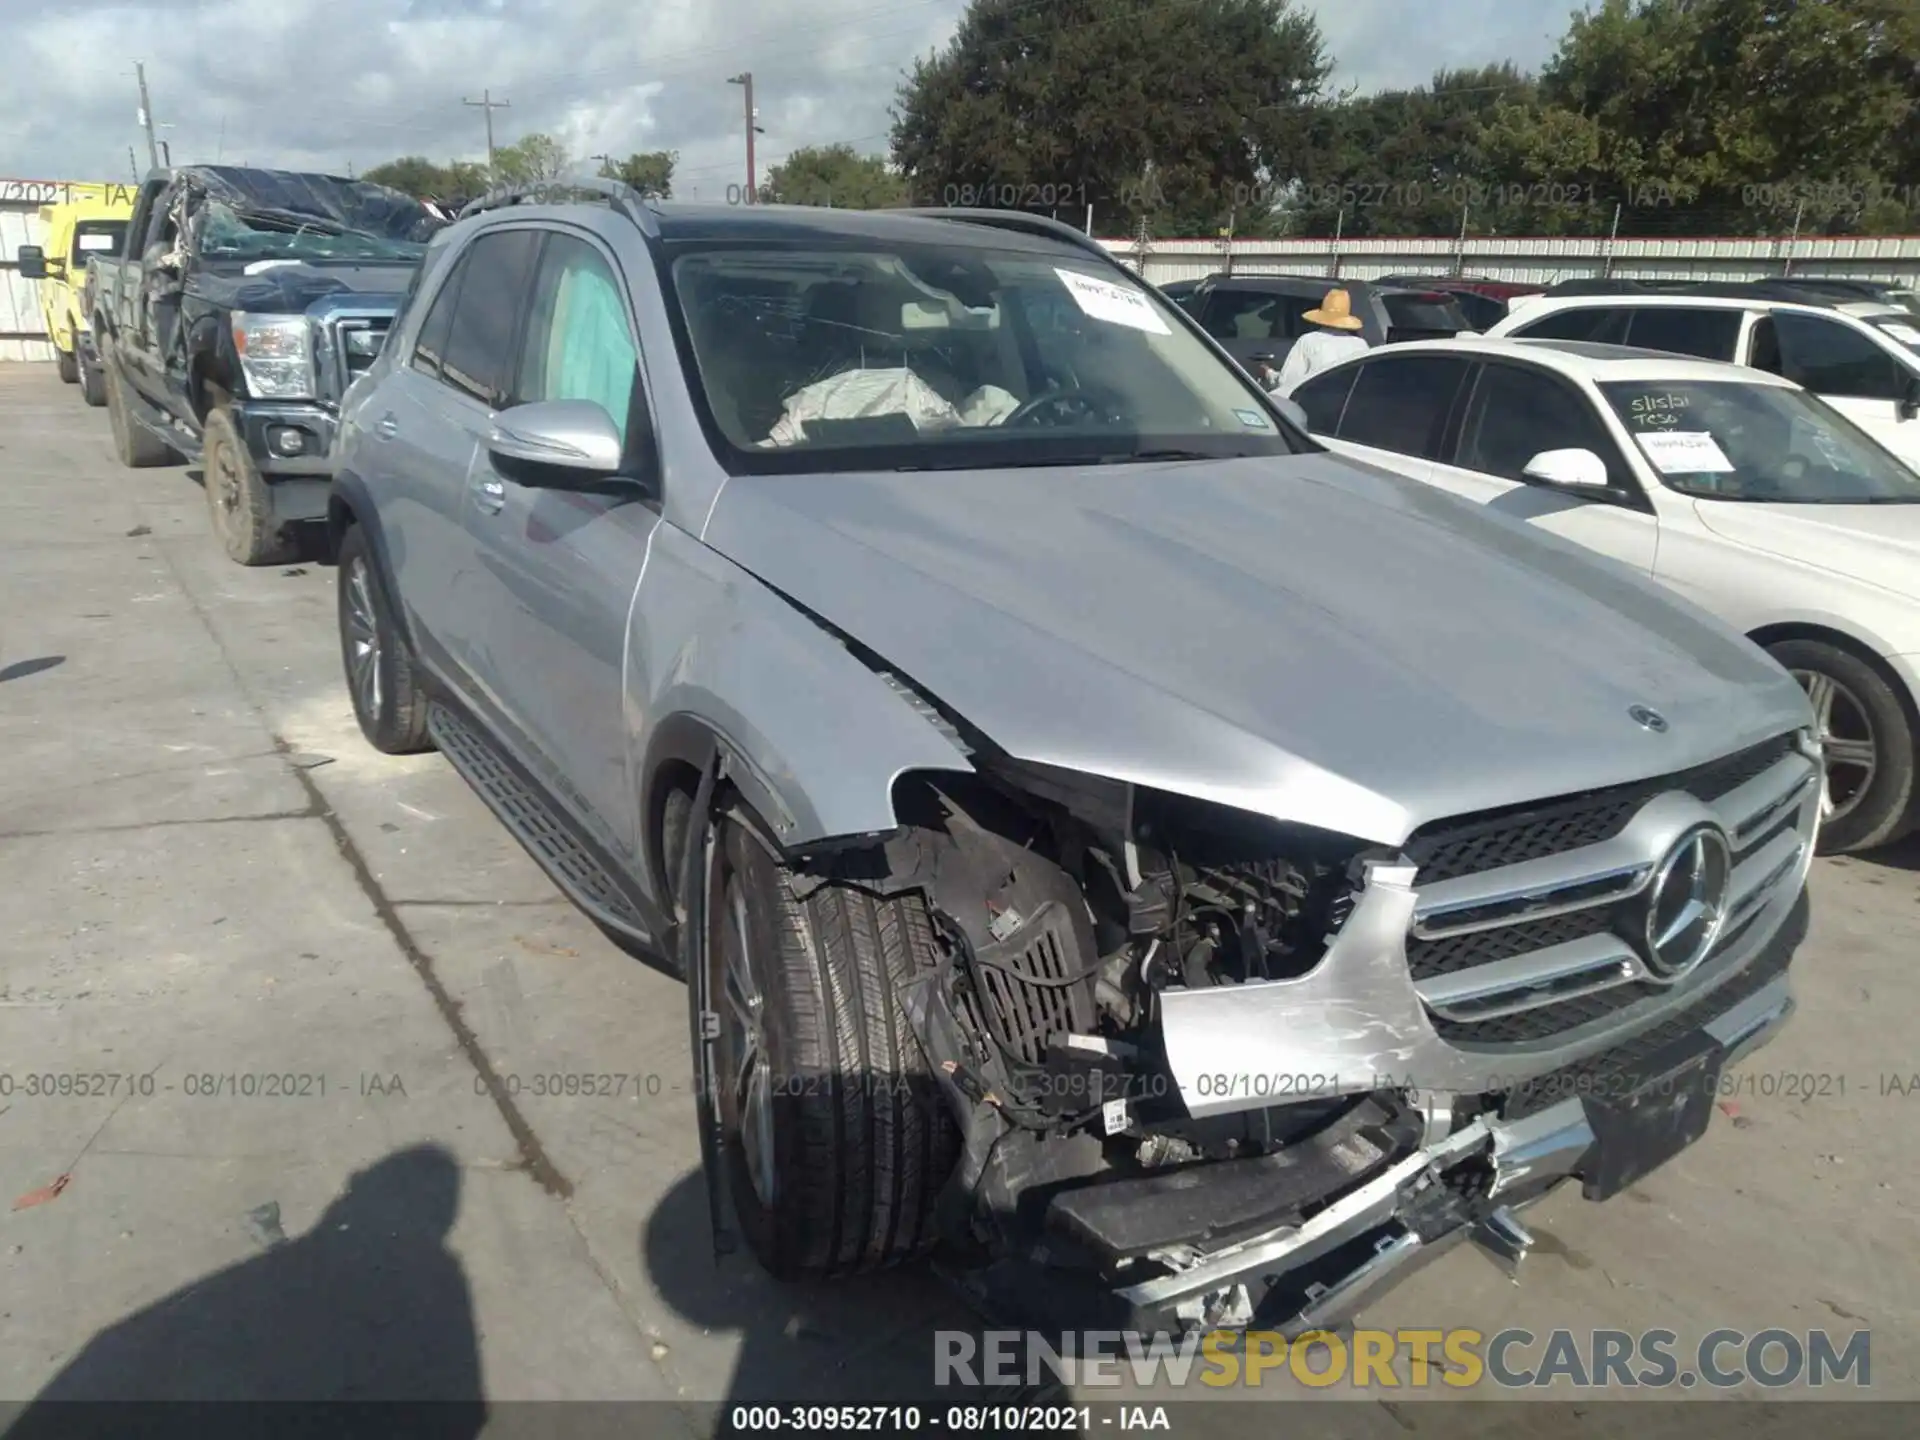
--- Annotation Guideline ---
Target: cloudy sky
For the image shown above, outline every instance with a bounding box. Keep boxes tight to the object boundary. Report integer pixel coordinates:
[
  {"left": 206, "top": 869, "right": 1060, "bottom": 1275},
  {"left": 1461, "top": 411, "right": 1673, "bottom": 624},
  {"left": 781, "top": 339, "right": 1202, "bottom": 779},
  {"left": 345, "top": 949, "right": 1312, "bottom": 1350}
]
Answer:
[{"left": 5, "top": 0, "right": 1573, "bottom": 199}]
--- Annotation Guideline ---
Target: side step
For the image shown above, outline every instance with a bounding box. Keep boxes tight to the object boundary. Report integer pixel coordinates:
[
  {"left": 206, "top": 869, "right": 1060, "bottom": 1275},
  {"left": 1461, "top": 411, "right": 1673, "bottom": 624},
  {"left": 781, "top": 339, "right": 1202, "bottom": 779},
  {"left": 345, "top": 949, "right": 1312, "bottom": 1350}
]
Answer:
[{"left": 426, "top": 701, "right": 664, "bottom": 958}]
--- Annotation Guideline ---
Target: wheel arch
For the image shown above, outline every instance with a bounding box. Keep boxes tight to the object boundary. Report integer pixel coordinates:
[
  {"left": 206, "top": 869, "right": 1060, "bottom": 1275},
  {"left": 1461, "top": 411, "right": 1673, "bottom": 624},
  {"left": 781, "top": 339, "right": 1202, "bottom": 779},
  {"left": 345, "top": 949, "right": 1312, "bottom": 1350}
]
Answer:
[{"left": 1748, "top": 620, "right": 1920, "bottom": 728}]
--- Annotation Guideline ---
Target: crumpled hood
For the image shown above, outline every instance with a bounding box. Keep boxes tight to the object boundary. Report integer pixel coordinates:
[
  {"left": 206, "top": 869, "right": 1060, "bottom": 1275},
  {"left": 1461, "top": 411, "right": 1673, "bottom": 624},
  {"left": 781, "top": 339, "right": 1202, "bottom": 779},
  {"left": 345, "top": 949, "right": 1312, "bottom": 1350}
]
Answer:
[
  {"left": 1694, "top": 499, "right": 1920, "bottom": 602},
  {"left": 704, "top": 453, "right": 1813, "bottom": 843},
  {"left": 190, "top": 262, "right": 415, "bottom": 316}
]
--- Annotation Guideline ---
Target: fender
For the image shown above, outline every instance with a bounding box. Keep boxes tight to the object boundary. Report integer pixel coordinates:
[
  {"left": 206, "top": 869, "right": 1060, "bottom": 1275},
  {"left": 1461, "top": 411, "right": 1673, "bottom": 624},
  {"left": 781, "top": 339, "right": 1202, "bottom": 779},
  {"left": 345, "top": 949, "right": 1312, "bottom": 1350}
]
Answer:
[
  {"left": 327, "top": 470, "right": 422, "bottom": 654},
  {"left": 629, "top": 522, "right": 975, "bottom": 906}
]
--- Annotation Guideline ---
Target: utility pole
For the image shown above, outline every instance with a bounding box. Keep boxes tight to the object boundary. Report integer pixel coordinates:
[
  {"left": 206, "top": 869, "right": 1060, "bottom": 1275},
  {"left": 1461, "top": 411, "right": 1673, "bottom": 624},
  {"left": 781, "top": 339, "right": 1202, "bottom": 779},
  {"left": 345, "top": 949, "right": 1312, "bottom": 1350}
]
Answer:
[
  {"left": 590, "top": 153, "right": 615, "bottom": 181},
  {"left": 135, "top": 61, "right": 160, "bottom": 172},
  {"left": 128, "top": 147, "right": 139, "bottom": 184},
  {"left": 727, "top": 73, "right": 762, "bottom": 203},
  {"left": 463, "top": 90, "right": 510, "bottom": 176}
]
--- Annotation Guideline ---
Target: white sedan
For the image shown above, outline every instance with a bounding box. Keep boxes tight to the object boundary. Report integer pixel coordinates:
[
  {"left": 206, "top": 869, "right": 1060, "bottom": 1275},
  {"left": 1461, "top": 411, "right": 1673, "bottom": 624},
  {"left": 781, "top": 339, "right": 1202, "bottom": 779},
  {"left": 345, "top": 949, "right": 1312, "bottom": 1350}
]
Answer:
[{"left": 1284, "top": 334, "right": 1920, "bottom": 853}]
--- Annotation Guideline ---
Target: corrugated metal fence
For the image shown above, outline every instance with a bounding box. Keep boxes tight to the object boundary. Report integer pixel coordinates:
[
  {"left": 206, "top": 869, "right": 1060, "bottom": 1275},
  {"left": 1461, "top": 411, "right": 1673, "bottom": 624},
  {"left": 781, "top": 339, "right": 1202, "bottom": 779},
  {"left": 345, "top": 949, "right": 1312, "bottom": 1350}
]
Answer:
[
  {"left": 1104, "top": 232, "right": 1920, "bottom": 288},
  {"left": 2, "top": 179, "right": 130, "bottom": 362}
]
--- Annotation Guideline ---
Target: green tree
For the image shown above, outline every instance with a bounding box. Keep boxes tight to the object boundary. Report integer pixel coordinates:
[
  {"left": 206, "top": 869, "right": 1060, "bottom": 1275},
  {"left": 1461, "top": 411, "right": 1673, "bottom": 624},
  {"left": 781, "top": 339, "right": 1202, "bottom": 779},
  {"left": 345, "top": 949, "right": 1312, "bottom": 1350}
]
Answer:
[
  {"left": 360, "top": 156, "right": 490, "bottom": 203},
  {"left": 597, "top": 150, "right": 677, "bottom": 197},
  {"left": 493, "top": 132, "right": 571, "bottom": 185},
  {"left": 762, "top": 145, "right": 908, "bottom": 208},
  {"left": 891, "top": 0, "right": 1333, "bottom": 238}
]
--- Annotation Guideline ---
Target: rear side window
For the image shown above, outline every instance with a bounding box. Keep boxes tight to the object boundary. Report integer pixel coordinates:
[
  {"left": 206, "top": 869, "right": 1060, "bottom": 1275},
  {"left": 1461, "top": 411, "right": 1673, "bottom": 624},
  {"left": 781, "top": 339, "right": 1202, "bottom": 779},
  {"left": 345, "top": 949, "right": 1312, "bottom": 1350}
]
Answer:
[
  {"left": 1337, "top": 355, "right": 1471, "bottom": 458},
  {"left": 1291, "top": 363, "right": 1358, "bottom": 434},
  {"left": 1512, "top": 306, "right": 1629, "bottom": 344},
  {"left": 1382, "top": 293, "right": 1469, "bottom": 339},
  {"left": 1624, "top": 307, "right": 1742, "bottom": 360},
  {"left": 436, "top": 229, "right": 543, "bottom": 407}
]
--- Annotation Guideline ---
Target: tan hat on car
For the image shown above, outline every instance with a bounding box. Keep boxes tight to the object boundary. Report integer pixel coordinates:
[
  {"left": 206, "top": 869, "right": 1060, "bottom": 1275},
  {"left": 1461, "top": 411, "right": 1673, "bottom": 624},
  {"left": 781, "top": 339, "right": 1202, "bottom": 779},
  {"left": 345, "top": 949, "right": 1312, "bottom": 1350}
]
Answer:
[{"left": 1302, "top": 288, "right": 1364, "bottom": 330}]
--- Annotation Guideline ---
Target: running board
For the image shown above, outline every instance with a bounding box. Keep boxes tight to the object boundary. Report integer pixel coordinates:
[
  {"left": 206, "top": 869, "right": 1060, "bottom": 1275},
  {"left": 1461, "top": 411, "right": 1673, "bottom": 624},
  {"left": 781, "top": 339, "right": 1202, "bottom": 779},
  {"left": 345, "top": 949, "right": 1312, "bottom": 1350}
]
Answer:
[{"left": 426, "top": 701, "right": 665, "bottom": 960}]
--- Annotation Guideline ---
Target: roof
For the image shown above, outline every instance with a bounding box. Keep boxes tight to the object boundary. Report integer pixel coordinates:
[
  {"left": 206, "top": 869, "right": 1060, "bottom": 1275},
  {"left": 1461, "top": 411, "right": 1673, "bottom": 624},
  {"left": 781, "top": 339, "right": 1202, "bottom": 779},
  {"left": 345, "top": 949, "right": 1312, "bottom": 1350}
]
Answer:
[
  {"left": 1370, "top": 334, "right": 1801, "bottom": 387},
  {"left": 647, "top": 202, "right": 1094, "bottom": 257}
]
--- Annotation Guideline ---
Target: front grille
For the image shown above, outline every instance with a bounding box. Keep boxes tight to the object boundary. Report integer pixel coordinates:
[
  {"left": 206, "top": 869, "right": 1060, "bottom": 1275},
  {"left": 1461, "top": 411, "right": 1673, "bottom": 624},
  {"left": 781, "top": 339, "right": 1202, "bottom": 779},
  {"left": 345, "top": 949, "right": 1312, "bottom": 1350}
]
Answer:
[
  {"left": 1407, "top": 733, "right": 1796, "bottom": 886},
  {"left": 1405, "top": 731, "right": 1812, "bottom": 1051}
]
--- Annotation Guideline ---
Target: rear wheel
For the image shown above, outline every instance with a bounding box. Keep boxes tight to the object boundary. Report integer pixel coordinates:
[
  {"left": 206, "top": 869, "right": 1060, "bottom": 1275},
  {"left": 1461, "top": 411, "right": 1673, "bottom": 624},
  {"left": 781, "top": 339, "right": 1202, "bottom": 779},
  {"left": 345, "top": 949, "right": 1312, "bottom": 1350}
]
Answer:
[
  {"left": 105, "top": 349, "right": 177, "bottom": 469},
  {"left": 337, "top": 523, "right": 432, "bottom": 754},
  {"left": 694, "top": 810, "right": 960, "bottom": 1280},
  {"left": 78, "top": 347, "right": 106, "bottom": 407},
  {"left": 1769, "top": 638, "right": 1916, "bottom": 854},
  {"left": 204, "top": 406, "right": 298, "bottom": 566}
]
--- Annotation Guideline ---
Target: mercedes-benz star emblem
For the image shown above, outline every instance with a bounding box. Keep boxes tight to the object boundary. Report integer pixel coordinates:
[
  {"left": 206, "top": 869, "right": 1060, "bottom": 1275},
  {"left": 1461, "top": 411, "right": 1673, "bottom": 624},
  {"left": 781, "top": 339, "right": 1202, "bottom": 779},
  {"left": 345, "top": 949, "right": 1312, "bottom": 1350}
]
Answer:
[
  {"left": 1629, "top": 704, "right": 1669, "bottom": 733},
  {"left": 1641, "top": 826, "right": 1732, "bottom": 979}
]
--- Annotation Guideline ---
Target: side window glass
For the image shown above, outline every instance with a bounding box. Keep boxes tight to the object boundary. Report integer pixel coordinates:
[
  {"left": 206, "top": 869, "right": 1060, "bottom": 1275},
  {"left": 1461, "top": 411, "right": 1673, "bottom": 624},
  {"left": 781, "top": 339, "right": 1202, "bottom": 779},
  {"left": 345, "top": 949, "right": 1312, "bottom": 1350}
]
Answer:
[
  {"left": 1772, "top": 313, "right": 1906, "bottom": 401},
  {"left": 1513, "top": 307, "right": 1628, "bottom": 344},
  {"left": 410, "top": 251, "right": 468, "bottom": 383},
  {"left": 1337, "top": 356, "right": 1469, "bottom": 458},
  {"left": 438, "top": 228, "right": 543, "bottom": 407},
  {"left": 1199, "top": 289, "right": 1279, "bottom": 341},
  {"left": 1292, "top": 364, "right": 1358, "bottom": 434},
  {"left": 1458, "top": 364, "right": 1626, "bottom": 485},
  {"left": 513, "top": 234, "right": 639, "bottom": 443},
  {"left": 1625, "top": 307, "right": 1742, "bottom": 360}
]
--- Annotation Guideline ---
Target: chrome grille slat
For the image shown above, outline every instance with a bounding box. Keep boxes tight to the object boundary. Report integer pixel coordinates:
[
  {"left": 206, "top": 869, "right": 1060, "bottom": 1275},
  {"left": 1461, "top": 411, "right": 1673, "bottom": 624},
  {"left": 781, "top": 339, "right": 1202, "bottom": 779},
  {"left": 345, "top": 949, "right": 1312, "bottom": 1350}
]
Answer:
[{"left": 1403, "top": 735, "right": 1817, "bottom": 1047}]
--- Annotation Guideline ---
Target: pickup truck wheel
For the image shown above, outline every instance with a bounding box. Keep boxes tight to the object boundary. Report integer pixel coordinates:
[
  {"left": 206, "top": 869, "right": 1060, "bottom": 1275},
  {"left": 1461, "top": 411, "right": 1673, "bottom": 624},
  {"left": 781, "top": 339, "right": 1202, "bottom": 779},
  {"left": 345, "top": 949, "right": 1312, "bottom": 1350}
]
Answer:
[
  {"left": 204, "top": 406, "right": 299, "bottom": 566},
  {"left": 336, "top": 524, "right": 432, "bottom": 754},
  {"left": 105, "top": 352, "right": 177, "bottom": 469},
  {"left": 1770, "top": 639, "right": 1916, "bottom": 854},
  {"left": 696, "top": 811, "right": 959, "bottom": 1280},
  {"left": 56, "top": 339, "right": 78, "bottom": 385},
  {"left": 78, "top": 352, "right": 106, "bottom": 408}
]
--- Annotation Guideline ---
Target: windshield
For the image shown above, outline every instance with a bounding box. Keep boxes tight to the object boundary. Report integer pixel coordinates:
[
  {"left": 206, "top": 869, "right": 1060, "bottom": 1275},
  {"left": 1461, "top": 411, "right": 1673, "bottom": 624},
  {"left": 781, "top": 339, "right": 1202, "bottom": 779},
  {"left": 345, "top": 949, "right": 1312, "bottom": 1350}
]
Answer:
[
  {"left": 663, "top": 238, "right": 1303, "bottom": 473},
  {"left": 71, "top": 220, "right": 127, "bottom": 265},
  {"left": 1866, "top": 314, "right": 1920, "bottom": 354},
  {"left": 1600, "top": 379, "right": 1920, "bottom": 504},
  {"left": 195, "top": 199, "right": 428, "bottom": 263}
]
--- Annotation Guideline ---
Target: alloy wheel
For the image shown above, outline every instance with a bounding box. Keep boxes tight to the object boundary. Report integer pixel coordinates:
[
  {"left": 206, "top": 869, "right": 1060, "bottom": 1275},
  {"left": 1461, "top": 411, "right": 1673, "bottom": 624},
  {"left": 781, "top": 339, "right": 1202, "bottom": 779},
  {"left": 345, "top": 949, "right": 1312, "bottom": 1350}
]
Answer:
[
  {"left": 344, "top": 556, "right": 384, "bottom": 721},
  {"left": 716, "top": 868, "right": 776, "bottom": 1208},
  {"left": 1790, "top": 666, "right": 1878, "bottom": 827}
]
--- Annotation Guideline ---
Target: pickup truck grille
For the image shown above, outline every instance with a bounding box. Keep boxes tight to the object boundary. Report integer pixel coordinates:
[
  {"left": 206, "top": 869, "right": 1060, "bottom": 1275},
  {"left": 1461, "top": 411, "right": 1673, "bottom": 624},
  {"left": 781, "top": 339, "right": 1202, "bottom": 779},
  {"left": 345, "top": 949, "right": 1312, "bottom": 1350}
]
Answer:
[{"left": 1401, "top": 732, "right": 1816, "bottom": 1049}]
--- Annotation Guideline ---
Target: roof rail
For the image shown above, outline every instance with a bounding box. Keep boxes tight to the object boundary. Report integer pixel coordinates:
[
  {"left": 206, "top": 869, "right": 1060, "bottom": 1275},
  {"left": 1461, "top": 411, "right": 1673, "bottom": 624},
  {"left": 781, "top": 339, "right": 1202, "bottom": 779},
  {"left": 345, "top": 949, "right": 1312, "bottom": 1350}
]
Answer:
[
  {"left": 456, "top": 177, "right": 660, "bottom": 236},
  {"left": 887, "top": 207, "right": 1117, "bottom": 265}
]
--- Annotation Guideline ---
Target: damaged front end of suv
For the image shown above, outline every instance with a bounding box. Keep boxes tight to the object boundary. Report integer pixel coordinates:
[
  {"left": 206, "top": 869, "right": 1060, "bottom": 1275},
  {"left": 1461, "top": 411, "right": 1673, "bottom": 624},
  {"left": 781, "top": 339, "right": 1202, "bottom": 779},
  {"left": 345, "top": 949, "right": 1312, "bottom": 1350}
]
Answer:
[{"left": 690, "top": 694, "right": 1817, "bottom": 1339}]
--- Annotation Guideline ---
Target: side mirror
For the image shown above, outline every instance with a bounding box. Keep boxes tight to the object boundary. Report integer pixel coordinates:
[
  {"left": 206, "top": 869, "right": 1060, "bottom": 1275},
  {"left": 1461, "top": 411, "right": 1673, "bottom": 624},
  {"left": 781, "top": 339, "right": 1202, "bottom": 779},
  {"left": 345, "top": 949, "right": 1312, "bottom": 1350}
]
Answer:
[
  {"left": 1521, "top": 447, "right": 1612, "bottom": 492},
  {"left": 487, "top": 399, "right": 627, "bottom": 487},
  {"left": 15, "top": 245, "right": 46, "bottom": 281},
  {"left": 1272, "top": 395, "right": 1310, "bottom": 430},
  {"left": 1899, "top": 373, "right": 1920, "bottom": 422}
]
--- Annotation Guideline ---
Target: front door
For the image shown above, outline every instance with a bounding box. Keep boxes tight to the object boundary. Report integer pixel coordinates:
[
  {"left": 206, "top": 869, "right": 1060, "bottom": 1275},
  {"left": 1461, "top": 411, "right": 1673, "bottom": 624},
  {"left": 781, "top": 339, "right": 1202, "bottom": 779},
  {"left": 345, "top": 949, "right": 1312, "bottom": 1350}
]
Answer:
[
  {"left": 1748, "top": 312, "right": 1920, "bottom": 467},
  {"left": 1426, "top": 360, "right": 1659, "bottom": 572},
  {"left": 459, "top": 227, "right": 659, "bottom": 861}
]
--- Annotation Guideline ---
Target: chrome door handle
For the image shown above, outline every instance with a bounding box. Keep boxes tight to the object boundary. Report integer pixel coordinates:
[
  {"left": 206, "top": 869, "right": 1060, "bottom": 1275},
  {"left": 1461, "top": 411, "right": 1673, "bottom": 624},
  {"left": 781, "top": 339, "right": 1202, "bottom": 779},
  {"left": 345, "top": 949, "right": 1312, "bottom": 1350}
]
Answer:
[
  {"left": 475, "top": 478, "right": 506, "bottom": 514},
  {"left": 375, "top": 413, "right": 399, "bottom": 439}
]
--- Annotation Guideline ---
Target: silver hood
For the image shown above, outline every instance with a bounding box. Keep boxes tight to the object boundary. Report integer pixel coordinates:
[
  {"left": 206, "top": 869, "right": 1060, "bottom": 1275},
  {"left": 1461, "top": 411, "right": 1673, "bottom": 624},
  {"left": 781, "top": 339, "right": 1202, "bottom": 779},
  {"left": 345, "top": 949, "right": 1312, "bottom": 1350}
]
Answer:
[{"left": 702, "top": 452, "right": 1814, "bottom": 845}]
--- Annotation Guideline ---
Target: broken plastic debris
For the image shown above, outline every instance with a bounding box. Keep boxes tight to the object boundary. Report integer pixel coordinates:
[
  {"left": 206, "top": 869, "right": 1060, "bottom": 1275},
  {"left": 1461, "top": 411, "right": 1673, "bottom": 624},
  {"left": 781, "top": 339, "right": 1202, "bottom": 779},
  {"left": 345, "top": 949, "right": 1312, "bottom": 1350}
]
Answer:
[
  {"left": 288, "top": 753, "right": 336, "bottom": 770},
  {"left": 11, "top": 1174, "right": 70, "bottom": 1211},
  {"left": 244, "top": 1201, "right": 288, "bottom": 1250},
  {"left": 125, "top": 525, "right": 152, "bottom": 537}
]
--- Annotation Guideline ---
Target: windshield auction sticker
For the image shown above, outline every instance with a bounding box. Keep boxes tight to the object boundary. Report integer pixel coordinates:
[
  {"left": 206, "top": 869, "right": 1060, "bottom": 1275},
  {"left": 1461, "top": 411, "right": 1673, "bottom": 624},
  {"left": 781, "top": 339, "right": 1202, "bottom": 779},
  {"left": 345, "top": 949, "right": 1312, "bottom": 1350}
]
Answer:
[
  {"left": 1055, "top": 268, "right": 1171, "bottom": 334},
  {"left": 1636, "top": 430, "right": 1736, "bottom": 474}
]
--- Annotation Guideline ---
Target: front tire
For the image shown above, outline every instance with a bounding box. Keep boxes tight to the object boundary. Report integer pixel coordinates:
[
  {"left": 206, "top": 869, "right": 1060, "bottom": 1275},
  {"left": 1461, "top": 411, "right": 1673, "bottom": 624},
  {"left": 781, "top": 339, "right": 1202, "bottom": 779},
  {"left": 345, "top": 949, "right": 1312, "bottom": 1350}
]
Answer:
[
  {"left": 696, "top": 811, "right": 960, "bottom": 1280},
  {"left": 78, "top": 349, "right": 106, "bottom": 407},
  {"left": 337, "top": 523, "right": 432, "bottom": 755},
  {"left": 1769, "top": 638, "right": 1916, "bottom": 854},
  {"left": 203, "top": 406, "right": 298, "bottom": 566}
]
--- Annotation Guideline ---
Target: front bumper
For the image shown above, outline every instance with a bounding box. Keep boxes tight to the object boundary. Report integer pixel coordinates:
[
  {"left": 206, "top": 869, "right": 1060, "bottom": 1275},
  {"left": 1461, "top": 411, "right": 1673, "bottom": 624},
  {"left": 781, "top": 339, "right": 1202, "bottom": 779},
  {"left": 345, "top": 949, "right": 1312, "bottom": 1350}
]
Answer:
[
  {"left": 968, "top": 898, "right": 1799, "bottom": 1338},
  {"left": 228, "top": 400, "right": 339, "bottom": 478}
]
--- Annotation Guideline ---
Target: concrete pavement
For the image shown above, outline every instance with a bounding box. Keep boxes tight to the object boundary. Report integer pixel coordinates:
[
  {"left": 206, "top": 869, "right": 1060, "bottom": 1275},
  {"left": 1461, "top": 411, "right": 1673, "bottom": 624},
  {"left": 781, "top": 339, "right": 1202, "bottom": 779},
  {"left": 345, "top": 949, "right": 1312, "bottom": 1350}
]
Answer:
[{"left": 2, "top": 361, "right": 1917, "bottom": 1431}]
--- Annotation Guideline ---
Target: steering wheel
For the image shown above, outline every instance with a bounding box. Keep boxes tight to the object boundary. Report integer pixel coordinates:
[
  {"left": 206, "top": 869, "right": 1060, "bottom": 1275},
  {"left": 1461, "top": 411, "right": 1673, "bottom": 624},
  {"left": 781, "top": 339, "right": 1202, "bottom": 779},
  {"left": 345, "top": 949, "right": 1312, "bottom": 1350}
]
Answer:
[{"left": 1005, "top": 386, "right": 1116, "bottom": 428}]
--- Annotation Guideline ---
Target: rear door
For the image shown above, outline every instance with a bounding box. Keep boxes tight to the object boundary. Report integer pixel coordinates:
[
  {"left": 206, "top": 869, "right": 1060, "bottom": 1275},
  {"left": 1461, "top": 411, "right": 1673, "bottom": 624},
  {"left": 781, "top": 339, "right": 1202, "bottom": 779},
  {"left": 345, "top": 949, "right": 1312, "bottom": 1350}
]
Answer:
[
  {"left": 1747, "top": 311, "right": 1920, "bottom": 466},
  {"left": 1315, "top": 351, "right": 1474, "bottom": 485},
  {"left": 1426, "top": 360, "right": 1658, "bottom": 572},
  {"left": 459, "top": 226, "right": 661, "bottom": 860}
]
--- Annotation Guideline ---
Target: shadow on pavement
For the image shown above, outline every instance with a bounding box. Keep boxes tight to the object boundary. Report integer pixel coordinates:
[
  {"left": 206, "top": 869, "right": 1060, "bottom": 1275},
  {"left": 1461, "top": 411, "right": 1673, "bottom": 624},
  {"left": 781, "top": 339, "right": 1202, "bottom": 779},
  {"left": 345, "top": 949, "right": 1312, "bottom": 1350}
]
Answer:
[
  {"left": 0, "top": 1144, "right": 483, "bottom": 1439},
  {"left": 0, "top": 657, "right": 64, "bottom": 684}
]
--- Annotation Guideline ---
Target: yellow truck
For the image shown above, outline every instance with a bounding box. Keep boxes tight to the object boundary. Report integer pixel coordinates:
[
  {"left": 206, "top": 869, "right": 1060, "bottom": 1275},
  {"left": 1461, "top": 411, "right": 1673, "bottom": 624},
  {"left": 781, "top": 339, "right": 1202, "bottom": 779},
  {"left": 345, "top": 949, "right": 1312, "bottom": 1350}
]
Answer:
[{"left": 14, "top": 191, "right": 135, "bottom": 406}]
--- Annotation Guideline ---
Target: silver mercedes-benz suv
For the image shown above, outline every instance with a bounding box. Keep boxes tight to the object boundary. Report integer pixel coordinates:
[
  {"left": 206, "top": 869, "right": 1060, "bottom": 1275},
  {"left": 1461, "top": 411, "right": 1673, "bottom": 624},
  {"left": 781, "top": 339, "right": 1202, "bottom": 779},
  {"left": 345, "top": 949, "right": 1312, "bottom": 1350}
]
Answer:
[{"left": 327, "top": 180, "right": 1819, "bottom": 1336}]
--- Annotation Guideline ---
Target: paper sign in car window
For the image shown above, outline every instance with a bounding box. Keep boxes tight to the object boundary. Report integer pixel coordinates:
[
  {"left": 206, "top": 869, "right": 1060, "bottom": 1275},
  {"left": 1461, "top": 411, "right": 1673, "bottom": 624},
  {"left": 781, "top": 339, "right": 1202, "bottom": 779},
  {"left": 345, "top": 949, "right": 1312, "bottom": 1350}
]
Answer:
[
  {"left": 1055, "top": 268, "right": 1171, "bottom": 335},
  {"left": 1636, "top": 430, "right": 1736, "bottom": 474}
]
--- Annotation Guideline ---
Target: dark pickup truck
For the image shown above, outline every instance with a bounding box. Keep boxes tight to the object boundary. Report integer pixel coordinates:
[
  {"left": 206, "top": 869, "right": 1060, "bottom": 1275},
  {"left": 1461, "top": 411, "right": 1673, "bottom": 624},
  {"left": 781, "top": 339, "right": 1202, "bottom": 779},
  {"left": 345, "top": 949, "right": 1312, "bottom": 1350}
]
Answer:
[{"left": 90, "top": 166, "right": 438, "bottom": 564}]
